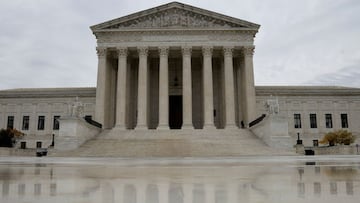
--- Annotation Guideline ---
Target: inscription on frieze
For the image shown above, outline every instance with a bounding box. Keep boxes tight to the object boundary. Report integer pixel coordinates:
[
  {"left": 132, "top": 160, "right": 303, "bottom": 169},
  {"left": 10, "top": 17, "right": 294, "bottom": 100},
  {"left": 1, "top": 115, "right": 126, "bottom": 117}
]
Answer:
[
  {"left": 97, "top": 32, "right": 253, "bottom": 43},
  {"left": 143, "top": 35, "right": 208, "bottom": 42},
  {"left": 105, "top": 8, "right": 244, "bottom": 29}
]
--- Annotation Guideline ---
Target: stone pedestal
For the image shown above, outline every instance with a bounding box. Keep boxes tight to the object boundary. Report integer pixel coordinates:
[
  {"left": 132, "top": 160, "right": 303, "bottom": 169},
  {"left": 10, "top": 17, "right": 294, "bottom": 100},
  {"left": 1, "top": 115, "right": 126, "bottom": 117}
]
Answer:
[
  {"left": 295, "top": 144, "right": 305, "bottom": 155},
  {"left": 55, "top": 117, "right": 101, "bottom": 151},
  {"left": 250, "top": 114, "right": 292, "bottom": 149}
]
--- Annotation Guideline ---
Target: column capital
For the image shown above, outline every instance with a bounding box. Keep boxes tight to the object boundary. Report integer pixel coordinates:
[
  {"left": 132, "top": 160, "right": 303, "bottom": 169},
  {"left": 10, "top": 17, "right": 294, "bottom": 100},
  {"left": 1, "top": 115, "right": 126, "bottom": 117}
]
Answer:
[
  {"left": 242, "top": 46, "right": 255, "bottom": 57},
  {"left": 137, "top": 46, "right": 148, "bottom": 57},
  {"left": 181, "top": 46, "right": 192, "bottom": 57},
  {"left": 202, "top": 46, "right": 213, "bottom": 57},
  {"left": 116, "top": 47, "right": 128, "bottom": 58},
  {"left": 159, "top": 46, "right": 169, "bottom": 57},
  {"left": 223, "top": 46, "right": 234, "bottom": 58},
  {"left": 96, "top": 47, "right": 107, "bottom": 58}
]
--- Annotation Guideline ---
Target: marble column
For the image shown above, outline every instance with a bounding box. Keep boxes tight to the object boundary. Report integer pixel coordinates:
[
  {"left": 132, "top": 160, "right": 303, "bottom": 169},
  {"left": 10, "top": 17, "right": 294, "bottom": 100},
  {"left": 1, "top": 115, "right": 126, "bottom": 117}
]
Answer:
[
  {"left": 158, "top": 47, "right": 169, "bottom": 130},
  {"left": 243, "top": 46, "right": 257, "bottom": 127},
  {"left": 223, "top": 47, "right": 237, "bottom": 128},
  {"left": 202, "top": 46, "right": 215, "bottom": 129},
  {"left": 136, "top": 47, "right": 149, "bottom": 129},
  {"left": 158, "top": 183, "right": 169, "bottom": 203},
  {"left": 95, "top": 47, "right": 107, "bottom": 127},
  {"left": 205, "top": 184, "right": 215, "bottom": 203},
  {"left": 115, "top": 47, "right": 128, "bottom": 129},
  {"left": 136, "top": 183, "right": 146, "bottom": 203},
  {"left": 183, "top": 183, "right": 194, "bottom": 203},
  {"left": 227, "top": 183, "right": 238, "bottom": 203},
  {"left": 182, "top": 46, "right": 193, "bottom": 129},
  {"left": 113, "top": 183, "right": 124, "bottom": 203}
]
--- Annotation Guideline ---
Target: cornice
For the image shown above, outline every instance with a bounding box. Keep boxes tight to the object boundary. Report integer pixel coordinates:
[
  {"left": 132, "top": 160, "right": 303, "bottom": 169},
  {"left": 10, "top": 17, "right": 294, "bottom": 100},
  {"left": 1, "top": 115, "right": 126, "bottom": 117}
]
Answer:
[
  {"left": 94, "top": 29, "right": 257, "bottom": 36},
  {"left": 255, "top": 86, "right": 360, "bottom": 97},
  {"left": 0, "top": 87, "right": 96, "bottom": 99},
  {"left": 2, "top": 86, "right": 359, "bottom": 99}
]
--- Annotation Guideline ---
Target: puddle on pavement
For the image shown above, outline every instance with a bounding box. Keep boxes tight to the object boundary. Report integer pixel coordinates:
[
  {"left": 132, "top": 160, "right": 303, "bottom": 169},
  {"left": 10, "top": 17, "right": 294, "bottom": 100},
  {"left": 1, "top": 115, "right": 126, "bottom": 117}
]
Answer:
[{"left": 0, "top": 157, "right": 359, "bottom": 203}]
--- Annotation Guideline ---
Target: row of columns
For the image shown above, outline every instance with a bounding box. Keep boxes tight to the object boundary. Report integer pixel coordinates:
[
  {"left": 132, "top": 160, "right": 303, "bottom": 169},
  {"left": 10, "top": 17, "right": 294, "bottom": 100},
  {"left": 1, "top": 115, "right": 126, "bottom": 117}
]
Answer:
[{"left": 95, "top": 46, "right": 256, "bottom": 130}]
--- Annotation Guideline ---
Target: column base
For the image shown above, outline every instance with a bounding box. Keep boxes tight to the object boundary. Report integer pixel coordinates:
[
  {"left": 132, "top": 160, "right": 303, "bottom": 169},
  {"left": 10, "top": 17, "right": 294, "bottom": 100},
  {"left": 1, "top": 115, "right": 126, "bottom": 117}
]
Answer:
[
  {"left": 157, "top": 124, "right": 170, "bottom": 130},
  {"left": 135, "top": 125, "right": 148, "bottom": 130},
  {"left": 182, "top": 123, "right": 194, "bottom": 130},
  {"left": 203, "top": 124, "right": 216, "bottom": 130},
  {"left": 114, "top": 125, "right": 127, "bottom": 130},
  {"left": 224, "top": 124, "right": 238, "bottom": 130}
]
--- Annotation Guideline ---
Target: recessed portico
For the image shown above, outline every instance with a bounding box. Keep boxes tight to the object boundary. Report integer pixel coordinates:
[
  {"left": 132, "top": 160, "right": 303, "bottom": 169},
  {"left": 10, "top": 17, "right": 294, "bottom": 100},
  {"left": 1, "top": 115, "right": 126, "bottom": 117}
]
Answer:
[{"left": 94, "top": 46, "right": 256, "bottom": 130}]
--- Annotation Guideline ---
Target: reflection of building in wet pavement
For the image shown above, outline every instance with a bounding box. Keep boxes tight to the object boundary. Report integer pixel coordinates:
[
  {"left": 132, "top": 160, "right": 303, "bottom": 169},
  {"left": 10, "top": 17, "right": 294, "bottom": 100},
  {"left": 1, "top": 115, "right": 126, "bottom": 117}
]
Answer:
[
  {"left": 295, "top": 165, "right": 357, "bottom": 199},
  {"left": 0, "top": 161, "right": 359, "bottom": 203}
]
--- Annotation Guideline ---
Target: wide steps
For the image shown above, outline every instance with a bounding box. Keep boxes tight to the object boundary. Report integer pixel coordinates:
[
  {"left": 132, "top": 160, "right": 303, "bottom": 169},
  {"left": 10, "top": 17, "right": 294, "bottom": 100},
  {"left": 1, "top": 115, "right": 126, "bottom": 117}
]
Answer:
[{"left": 50, "top": 129, "right": 293, "bottom": 157}]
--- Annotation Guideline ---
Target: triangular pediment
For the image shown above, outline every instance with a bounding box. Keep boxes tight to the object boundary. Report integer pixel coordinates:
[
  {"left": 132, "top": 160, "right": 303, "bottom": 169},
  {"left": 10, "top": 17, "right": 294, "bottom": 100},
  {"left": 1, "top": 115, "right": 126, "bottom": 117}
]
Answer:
[{"left": 91, "top": 2, "right": 260, "bottom": 31}]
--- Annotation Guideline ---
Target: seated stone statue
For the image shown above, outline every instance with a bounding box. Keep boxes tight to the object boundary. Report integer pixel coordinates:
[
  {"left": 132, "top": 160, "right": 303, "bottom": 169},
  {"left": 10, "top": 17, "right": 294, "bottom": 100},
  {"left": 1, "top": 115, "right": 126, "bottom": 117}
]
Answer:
[
  {"left": 68, "top": 97, "right": 84, "bottom": 117},
  {"left": 265, "top": 96, "right": 279, "bottom": 115}
]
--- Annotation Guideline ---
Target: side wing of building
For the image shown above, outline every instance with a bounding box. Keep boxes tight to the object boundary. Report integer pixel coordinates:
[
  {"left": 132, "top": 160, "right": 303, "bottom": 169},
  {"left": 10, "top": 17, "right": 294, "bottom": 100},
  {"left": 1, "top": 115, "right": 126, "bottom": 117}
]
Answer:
[
  {"left": 256, "top": 86, "right": 360, "bottom": 146},
  {"left": 0, "top": 88, "right": 96, "bottom": 148}
]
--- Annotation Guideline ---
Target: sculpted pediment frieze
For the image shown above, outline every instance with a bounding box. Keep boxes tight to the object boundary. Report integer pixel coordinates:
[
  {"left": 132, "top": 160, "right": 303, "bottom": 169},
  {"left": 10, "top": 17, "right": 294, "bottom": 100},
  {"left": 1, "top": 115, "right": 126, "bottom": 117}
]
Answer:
[
  {"left": 104, "top": 8, "right": 244, "bottom": 29},
  {"left": 91, "top": 2, "right": 260, "bottom": 31}
]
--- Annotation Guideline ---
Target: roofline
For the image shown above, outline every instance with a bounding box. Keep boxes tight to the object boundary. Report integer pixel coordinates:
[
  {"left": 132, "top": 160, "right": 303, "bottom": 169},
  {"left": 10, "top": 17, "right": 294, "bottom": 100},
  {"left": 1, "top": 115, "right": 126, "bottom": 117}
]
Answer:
[
  {"left": 0, "top": 87, "right": 96, "bottom": 99},
  {"left": 1, "top": 86, "right": 360, "bottom": 99},
  {"left": 90, "top": 1, "right": 260, "bottom": 31},
  {"left": 255, "top": 86, "right": 360, "bottom": 96}
]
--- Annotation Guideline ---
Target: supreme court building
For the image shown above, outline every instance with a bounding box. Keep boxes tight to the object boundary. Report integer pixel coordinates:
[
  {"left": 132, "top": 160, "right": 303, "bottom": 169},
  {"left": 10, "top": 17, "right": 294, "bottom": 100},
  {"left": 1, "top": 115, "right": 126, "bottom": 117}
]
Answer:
[
  {"left": 0, "top": 2, "right": 360, "bottom": 152},
  {"left": 91, "top": 2, "right": 258, "bottom": 130}
]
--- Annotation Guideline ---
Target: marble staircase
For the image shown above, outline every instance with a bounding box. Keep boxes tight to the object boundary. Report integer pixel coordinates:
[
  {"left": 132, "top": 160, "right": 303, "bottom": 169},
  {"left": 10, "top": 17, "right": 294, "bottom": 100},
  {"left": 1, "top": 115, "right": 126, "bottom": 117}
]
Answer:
[{"left": 50, "top": 128, "right": 294, "bottom": 157}]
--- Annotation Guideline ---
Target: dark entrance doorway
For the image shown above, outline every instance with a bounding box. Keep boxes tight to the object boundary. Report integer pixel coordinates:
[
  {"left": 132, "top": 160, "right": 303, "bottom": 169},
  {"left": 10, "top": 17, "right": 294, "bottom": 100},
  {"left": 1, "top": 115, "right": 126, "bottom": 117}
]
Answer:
[{"left": 169, "top": 95, "right": 182, "bottom": 129}]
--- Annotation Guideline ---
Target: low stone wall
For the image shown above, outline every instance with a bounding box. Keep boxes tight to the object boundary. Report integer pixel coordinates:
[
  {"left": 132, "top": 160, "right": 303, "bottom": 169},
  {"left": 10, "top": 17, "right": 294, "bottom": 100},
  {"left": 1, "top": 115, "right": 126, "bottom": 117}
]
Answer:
[
  {"left": 14, "top": 134, "right": 54, "bottom": 149},
  {"left": 311, "top": 145, "right": 359, "bottom": 155},
  {"left": 0, "top": 148, "right": 37, "bottom": 156}
]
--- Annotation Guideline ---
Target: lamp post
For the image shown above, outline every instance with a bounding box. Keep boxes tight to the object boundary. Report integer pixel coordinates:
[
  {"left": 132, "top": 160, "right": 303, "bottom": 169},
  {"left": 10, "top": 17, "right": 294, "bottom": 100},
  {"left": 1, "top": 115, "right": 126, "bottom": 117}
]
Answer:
[
  {"left": 51, "top": 134, "right": 55, "bottom": 147},
  {"left": 297, "top": 132, "right": 303, "bottom": 145}
]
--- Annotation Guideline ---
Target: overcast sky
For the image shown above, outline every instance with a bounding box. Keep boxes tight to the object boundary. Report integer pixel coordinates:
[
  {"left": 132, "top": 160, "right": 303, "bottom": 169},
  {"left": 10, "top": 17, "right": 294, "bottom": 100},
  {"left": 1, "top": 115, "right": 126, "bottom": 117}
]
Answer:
[{"left": 0, "top": 0, "right": 359, "bottom": 90}]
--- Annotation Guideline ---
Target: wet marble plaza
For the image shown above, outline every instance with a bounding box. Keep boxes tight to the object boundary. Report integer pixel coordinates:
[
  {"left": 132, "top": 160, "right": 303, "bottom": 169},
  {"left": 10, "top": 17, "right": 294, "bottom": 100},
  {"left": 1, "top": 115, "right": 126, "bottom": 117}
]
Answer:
[{"left": 0, "top": 156, "right": 359, "bottom": 203}]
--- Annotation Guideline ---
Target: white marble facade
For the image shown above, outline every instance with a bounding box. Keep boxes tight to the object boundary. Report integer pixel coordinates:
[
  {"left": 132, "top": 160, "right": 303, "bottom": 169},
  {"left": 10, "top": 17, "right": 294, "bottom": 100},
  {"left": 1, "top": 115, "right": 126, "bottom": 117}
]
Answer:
[
  {"left": 0, "top": 88, "right": 95, "bottom": 148},
  {"left": 91, "top": 2, "right": 258, "bottom": 130},
  {"left": 256, "top": 86, "right": 360, "bottom": 146},
  {"left": 1, "top": 86, "right": 359, "bottom": 148}
]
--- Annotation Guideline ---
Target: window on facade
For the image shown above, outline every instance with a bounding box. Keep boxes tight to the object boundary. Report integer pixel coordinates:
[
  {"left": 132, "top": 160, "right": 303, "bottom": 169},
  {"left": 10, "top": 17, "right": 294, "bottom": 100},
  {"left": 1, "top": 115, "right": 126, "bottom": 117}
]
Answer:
[
  {"left": 341, "top": 114, "right": 348, "bottom": 128},
  {"left": 294, "top": 114, "right": 302, "bottom": 128},
  {"left": 7, "top": 116, "right": 14, "bottom": 129},
  {"left": 325, "top": 114, "right": 333, "bottom": 128},
  {"left": 314, "top": 182, "right": 321, "bottom": 196},
  {"left": 38, "top": 116, "right": 45, "bottom": 130},
  {"left": 22, "top": 116, "right": 30, "bottom": 130},
  {"left": 34, "top": 183, "right": 41, "bottom": 196},
  {"left": 53, "top": 116, "right": 60, "bottom": 130},
  {"left": 330, "top": 182, "right": 337, "bottom": 195},
  {"left": 309, "top": 114, "right": 317, "bottom": 128}
]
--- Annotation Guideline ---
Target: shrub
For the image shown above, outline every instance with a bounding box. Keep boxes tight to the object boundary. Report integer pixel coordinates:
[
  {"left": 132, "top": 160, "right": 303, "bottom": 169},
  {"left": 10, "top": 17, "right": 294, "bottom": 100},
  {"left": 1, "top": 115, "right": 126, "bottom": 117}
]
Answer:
[
  {"left": 319, "top": 130, "right": 355, "bottom": 146},
  {"left": 336, "top": 130, "right": 355, "bottom": 145},
  {"left": 0, "top": 128, "right": 25, "bottom": 148}
]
